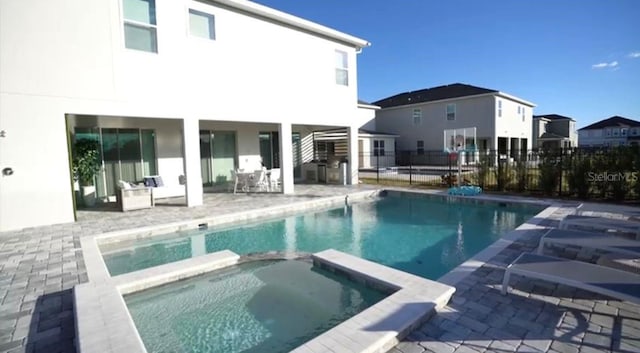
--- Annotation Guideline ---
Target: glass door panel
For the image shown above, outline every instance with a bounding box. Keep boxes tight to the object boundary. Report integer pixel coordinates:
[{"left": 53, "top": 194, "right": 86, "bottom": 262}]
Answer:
[
  {"left": 141, "top": 130, "right": 157, "bottom": 176},
  {"left": 200, "top": 131, "right": 213, "bottom": 186},
  {"left": 211, "top": 131, "right": 236, "bottom": 184},
  {"left": 259, "top": 132, "right": 272, "bottom": 169},
  {"left": 292, "top": 133, "right": 302, "bottom": 179},
  {"left": 118, "top": 129, "right": 143, "bottom": 183},
  {"left": 101, "top": 128, "right": 120, "bottom": 197}
]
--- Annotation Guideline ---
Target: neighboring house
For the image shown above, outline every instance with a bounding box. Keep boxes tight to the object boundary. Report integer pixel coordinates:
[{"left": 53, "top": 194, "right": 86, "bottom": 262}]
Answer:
[
  {"left": 373, "top": 83, "right": 535, "bottom": 162},
  {"left": 532, "top": 114, "right": 578, "bottom": 149},
  {"left": 0, "top": 0, "right": 370, "bottom": 232},
  {"left": 355, "top": 100, "right": 398, "bottom": 168},
  {"left": 578, "top": 116, "right": 640, "bottom": 147}
]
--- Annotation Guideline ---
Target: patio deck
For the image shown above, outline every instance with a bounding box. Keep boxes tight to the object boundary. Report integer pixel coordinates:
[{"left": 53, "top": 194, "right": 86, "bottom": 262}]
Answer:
[{"left": 0, "top": 185, "right": 638, "bottom": 353}]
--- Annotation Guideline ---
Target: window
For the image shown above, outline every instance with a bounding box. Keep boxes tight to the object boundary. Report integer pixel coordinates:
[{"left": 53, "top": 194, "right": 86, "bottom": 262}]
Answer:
[
  {"left": 621, "top": 128, "right": 628, "bottom": 136},
  {"left": 446, "top": 104, "right": 455, "bottom": 121},
  {"left": 521, "top": 107, "right": 525, "bottom": 122},
  {"left": 417, "top": 140, "right": 424, "bottom": 155},
  {"left": 498, "top": 100, "right": 502, "bottom": 117},
  {"left": 412, "top": 108, "right": 422, "bottom": 125},
  {"left": 606, "top": 129, "right": 612, "bottom": 137},
  {"left": 335, "top": 50, "right": 348, "bottom": 86},
  {"left": 189, "top": 9, "right": 215, "bottom": 40},
  {"left": 517, "top": 106, "right": 521, "bottom": 114},
  {"left": 123, "top": 0, "right": 158, "bottom": 53},
  {"left": 373, "top": 140, "right": 385, "bottom": 156}
]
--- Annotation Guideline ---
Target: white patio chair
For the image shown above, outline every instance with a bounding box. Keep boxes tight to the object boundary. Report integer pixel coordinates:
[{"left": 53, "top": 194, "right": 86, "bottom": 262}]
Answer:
[
  {"left": 115, "top": 180, "right": 153, "bottom": 211},
  {"left": 248, "top": 169, "right": 268, "bottom": 192},
  {"left": 268, "top": 168, "right": 281, "bottom": 191},
  {"left": 232, "top": 170, "right": 250, "bottom": 194}
]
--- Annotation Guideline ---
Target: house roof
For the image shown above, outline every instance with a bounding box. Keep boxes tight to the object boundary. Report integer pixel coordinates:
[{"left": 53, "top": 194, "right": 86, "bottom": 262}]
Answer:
[
  {"left": 373, "top": 83, "right": 498, "bottom": 108},
  {"left": 578, "top": 116, "right": 640, "bottom": 130},
  {"left": 538, "top": 132, "right": 569, "bottom": 140},
  {"left": 212, "top": 0, "right": 369, "bottom": 49},
  {"left": 359, "top": 129, "right": 399, "bottom": 137},
  {"left": 534, "top": 114, "right": 575, "bottom": 121}
]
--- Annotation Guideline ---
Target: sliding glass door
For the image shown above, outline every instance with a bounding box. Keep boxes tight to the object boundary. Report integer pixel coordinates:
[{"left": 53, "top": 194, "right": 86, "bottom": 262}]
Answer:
[
  {"left": 200, "top": 130, "right": 237, "bottom": 186},
  {"left": 74, "top": 128, "right": 157, "bottom": 199},
  {"left": 260, "top": 131, "right": 303, "bottom": 180}
]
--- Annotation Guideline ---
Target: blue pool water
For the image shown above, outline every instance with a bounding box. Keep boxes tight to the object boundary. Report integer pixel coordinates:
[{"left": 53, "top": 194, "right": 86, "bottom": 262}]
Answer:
[
  {"left": 103, "top": 194, "right": 543, "bottom": 279},
  {"left": 125, "top": 260, "right": 387, "bottom": 353}
]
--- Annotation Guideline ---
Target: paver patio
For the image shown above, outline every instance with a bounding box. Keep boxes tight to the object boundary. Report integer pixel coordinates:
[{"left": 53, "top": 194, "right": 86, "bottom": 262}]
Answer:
[{"left": 0, "top": 185, "right": 638, "bottom": 353}]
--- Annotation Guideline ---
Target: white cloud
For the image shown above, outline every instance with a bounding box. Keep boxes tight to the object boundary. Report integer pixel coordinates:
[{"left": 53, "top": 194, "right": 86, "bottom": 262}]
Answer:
[
  {"left": 592, "top": 61, "right": 618, "bottom": 69},
  {"left": 629, "top": 52, "right": 640, "bottom": 58}
]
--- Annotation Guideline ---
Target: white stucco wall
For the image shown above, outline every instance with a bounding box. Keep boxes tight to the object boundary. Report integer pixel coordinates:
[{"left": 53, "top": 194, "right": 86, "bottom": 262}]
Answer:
[
  {"left": 356, "top": 105, "right": 379, "bottom": 132},
  {"left": 494, "top": 96, "right": 533, "bottom": 150},
  {"left": 0, "top": 0, "right": 367, "bottom": 231}
]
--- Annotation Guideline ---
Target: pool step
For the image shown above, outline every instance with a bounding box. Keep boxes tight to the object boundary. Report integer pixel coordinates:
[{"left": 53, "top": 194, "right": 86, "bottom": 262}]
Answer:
[{"left": 292, "top": 249, "right": 456, "bottom": 353}]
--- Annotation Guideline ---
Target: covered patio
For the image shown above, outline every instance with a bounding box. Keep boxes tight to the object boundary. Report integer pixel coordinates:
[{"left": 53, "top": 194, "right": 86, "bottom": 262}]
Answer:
[{"left": 67, "top": 114, "right": 362, "bottom": 216}]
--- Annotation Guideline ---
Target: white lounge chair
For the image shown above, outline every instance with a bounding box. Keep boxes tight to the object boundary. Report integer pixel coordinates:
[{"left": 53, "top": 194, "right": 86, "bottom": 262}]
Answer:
[
  {"left": 559, "top": 215, "right": 640, "bottom": 240},
  {"left": 501, "top": 253, "right": 640, "bottom": 304},
  {"left": 537, "top": 228, "right": 640, "bottom": 257}
]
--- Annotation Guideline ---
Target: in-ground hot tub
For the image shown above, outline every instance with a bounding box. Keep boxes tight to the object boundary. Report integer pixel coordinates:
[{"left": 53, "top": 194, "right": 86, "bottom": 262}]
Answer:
[{"left": 124, "top": 259, "right": 389, "bottom": 353}]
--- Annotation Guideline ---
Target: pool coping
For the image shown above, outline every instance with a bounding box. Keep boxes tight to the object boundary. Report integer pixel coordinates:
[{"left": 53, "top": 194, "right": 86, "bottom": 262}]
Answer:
[
  {"left": 74, "top": 249, "right": 456, "bottom": 353},
  {"left": 75, "top": 187, "right": 567, "bottom": 353}
]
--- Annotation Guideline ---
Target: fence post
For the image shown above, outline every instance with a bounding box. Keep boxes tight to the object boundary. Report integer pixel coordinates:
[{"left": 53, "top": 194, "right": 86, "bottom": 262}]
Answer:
[
  {"left": 409, "top": 151, "right": 413, "bottom": 185},
  {"left": 558, "top": 148, "right": 563, "bottom": 197}
]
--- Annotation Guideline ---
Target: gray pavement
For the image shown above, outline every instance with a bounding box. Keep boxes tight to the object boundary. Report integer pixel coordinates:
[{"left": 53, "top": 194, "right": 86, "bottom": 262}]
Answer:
[{"left": 1, "top": 185, "right": 639, "bottom": 353}]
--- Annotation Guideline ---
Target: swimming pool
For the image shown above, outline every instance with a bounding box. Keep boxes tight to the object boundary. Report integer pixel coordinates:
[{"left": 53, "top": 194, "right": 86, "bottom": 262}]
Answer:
[
  {"left": 125, "top": 259, "right": 388, "bottom": 353},
  {"left": 102, "top": 193, "right": 543, "bottom": 279}
]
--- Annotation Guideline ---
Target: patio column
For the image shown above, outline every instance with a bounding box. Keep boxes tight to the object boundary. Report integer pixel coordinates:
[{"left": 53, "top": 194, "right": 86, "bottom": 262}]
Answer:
[
  {"left": 279, "top": 122, "right": 294, "bottom": 194},
  {"left": 182, "top": 118, "right": 203, "bottom": 206},
  {"left": 347, "top": 126, "right": 359, "bottom": 185}
]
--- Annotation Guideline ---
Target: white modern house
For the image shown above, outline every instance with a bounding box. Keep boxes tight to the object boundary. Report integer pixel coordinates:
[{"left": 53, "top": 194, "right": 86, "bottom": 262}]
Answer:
[
  {"left": 373, "top": 83, "right": 535, "bottom": 162},
  {"left": 578, "top": 116, "right": 640, "bottom": 147},
  {"left": 532, "top": 114, "right": 578, "bottom": 149},
  {"left": 0, "top": 0, "right": 370, "bottom": 232}
]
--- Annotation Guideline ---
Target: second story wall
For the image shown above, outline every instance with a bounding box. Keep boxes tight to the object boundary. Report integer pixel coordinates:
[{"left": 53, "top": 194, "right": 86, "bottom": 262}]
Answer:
[
  {"left": 494, "top": 96, "right": 532, "bottom": 145},
  {"left": 375, "top": 95, "right": 496, "bottom": 151},
  {"left": 0, "top": 0, "right": 362, "bottom": 126}
]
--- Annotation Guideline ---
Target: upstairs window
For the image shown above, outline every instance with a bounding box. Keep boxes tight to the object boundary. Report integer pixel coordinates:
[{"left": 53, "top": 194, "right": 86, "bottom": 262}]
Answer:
[
  {"left": 412, "top": 108, "right": 422, "bottom": 125},
  {"left": 335, "top": 50, "right": 348, "bottom": 86},
  {"left": 521, "top": 107, "right": 525, "bottom": 122},
  {"left": 189, "top": 9, "right": 215, "bottom": 40},
  {"left": 446, "top": 104, "right": 456, "bottom": 121},
  {"left": 621, "top": 128, "right": 628, "bottom": 136},
  {"left": 497, "top": 100, "right": 502, "bottom": 117},
  {"left": 123, "top": 0, "right": 158, "bottom": 53},
  {"left": 373, "top": 140, "right": 385, "bottom": 156},
  {"left": 417, "top": 140, "right": 424, "bottom": 155}
]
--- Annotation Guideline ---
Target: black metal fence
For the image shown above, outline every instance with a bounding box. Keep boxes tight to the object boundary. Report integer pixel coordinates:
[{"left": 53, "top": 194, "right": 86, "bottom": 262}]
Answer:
[{"left": 358, "top": 146, "right": 640, "bottom": 201}]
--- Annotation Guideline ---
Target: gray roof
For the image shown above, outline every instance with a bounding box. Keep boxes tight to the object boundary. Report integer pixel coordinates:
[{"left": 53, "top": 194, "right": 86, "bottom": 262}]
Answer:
[
  {"left": 579, "top": 116, "right": 640, "bottom": 130},
  {"left": 373, "top": 83, "right": 498, "bottom": 108},
  {"left": 534, "top": 114, "right": 575, "bottom": 121},
  {"left": 539, "top": 132, "right": 569, "bottom": 139}
]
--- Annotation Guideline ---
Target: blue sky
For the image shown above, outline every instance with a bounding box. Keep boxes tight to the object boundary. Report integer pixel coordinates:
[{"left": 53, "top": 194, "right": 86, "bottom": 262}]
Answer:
[{"left": 255, "top": 0, "right": 640, "bottom": 128}]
